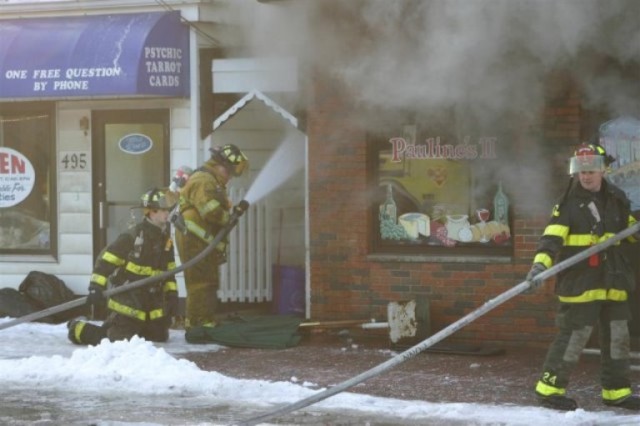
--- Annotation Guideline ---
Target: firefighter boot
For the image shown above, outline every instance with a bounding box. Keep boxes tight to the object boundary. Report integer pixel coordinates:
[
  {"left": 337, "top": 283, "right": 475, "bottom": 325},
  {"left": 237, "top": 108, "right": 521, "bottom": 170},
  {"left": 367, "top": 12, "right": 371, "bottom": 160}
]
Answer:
[
  {"left": 67, "top": 317, "right": 107, "bottom": 345},
  {"left": 604, "top": 394, "right": 640, "bottom": 410},
  {"left": 536, "top": 393, "right": 578, "bottom": 411}
]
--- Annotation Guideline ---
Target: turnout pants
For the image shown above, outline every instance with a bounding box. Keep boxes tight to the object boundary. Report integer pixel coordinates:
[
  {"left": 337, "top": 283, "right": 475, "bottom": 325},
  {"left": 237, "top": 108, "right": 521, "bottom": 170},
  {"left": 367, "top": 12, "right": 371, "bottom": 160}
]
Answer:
[
  {"left": 535, "top": 301, "right": 633, "bottom": 403},
  {"left": 106, "top": 313, "right": 169, "bottom": 343},
  {"left": 175, "top": 231, "right": 220, "bottom": 329},
  {"left": 68, "top": 312, "right": 169, "bottom": 345}
]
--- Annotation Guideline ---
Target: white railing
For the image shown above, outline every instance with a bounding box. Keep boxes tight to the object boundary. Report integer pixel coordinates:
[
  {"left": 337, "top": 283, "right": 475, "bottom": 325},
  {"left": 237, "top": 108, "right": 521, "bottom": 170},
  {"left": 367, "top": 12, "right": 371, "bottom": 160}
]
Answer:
[{"left": 218, "top": 187, "right": 272, "bottom": 302}]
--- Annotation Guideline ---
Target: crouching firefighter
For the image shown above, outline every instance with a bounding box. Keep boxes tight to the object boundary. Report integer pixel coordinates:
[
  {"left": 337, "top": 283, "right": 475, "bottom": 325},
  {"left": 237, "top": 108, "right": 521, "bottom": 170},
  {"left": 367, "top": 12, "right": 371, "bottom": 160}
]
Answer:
[
  {"left": 527, "top": 143, "right": 640, "bottom": 411},
  {"left": 68, "top": 188, "right": 179, "bottom": 345}
]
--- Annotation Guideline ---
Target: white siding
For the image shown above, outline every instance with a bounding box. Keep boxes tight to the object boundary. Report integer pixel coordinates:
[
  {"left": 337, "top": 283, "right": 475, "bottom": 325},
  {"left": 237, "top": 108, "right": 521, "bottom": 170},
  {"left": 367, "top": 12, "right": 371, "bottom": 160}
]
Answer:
[
  {"left": 213, "top": 98, "right": 306, "bottom": 278},
  {"left": 212, "top": 58, "right": 298, "bottom": 94},
  {"left": 1, "top": 101, "right": 195, "bottom": 296}
]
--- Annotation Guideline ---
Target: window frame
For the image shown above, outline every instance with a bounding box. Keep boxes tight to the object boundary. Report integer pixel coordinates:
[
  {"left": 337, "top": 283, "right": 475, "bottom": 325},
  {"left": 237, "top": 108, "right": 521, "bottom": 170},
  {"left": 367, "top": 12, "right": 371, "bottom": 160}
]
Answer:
[
  {"left": 0, "top": 101, "right": 57, "bottom": 259},
  {"left": 367, "top": 130, "right": 513, "bottom": 258}
]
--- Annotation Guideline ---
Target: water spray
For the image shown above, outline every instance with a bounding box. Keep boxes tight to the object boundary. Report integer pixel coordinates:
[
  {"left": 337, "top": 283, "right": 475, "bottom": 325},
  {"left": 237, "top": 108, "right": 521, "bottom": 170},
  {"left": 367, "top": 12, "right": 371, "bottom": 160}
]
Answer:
[{"left": 243, "top": 133, "right": 305, "bottom": 205}]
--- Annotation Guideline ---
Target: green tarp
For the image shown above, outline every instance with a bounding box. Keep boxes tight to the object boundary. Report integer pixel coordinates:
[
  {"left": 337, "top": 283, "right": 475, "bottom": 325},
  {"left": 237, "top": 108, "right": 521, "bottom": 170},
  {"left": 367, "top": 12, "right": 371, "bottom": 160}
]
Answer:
[{"left": 184, "top": 315, "right": 303, "bottom": 349}]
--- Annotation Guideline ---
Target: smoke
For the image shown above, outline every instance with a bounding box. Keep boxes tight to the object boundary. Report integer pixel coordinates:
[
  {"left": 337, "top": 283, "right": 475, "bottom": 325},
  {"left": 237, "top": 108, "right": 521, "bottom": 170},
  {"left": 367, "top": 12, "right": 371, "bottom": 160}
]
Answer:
[
  {"left": 235, "top": 0, "right": 639, "bottom": 119},
  {"left": 229, "top": 0, "right": 640, "bottom": 210},
  {"left": 368, "top": 1, "right": 633, "bottom": 123}
]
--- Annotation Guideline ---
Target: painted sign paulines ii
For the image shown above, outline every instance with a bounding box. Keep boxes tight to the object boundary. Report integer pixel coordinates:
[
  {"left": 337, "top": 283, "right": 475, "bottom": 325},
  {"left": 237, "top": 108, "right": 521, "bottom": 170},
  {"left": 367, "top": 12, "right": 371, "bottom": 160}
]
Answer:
[
  {"left": 389, "top": 136, "right": 498, "bottom": 161},
  {"left": 0, "top": 147, "right": 35, "bottom": 208}
]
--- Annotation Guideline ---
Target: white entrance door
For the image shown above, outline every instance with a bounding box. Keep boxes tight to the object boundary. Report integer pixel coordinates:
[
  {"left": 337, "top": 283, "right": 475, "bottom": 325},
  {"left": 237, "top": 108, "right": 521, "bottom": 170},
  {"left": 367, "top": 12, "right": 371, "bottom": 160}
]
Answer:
[{"left": 91, "top": 109, "right": 169, "bottom": 257}]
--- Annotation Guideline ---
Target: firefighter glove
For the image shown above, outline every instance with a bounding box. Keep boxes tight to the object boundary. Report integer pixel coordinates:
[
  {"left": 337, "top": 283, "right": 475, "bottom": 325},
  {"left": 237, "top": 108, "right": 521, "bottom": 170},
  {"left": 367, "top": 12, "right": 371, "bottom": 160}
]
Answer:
[
  {"left": 86, "top": 285, "right": 106, "bottom": 308},
  {"left": 166, "top": 291, "right": 179, "bottom": 318},
  {"left": 526, "top": 263, "right": 547, "bottom": 290},
  {"left": 168, "top": 206, "right": 187, "bottom": 234}
]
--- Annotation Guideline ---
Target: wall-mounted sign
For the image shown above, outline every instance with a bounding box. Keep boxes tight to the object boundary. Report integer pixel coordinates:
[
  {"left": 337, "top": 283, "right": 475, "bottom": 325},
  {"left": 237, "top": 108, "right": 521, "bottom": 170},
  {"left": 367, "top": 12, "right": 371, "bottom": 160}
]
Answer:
[
  {"left": 377, "top": 131, "right": 511, "bottom": 249},
  {"left": 118, "top": 134, "right": 153, "bottom": 155},
  {"left": 388, "top": 136, "right": 498, "bottom": 162},
  {"left": 59, "top": 151, "right": 90, "bottom": 171},
  {"left": 0, "top": 147, "right": 36, "bottom": 208}
]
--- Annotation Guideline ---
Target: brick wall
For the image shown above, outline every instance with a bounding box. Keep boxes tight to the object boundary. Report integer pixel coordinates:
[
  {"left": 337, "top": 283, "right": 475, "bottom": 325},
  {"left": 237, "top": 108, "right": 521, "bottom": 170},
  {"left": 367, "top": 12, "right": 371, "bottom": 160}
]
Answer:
[{"left": 307, "top": 69, "right": 585, "bottom": 350}]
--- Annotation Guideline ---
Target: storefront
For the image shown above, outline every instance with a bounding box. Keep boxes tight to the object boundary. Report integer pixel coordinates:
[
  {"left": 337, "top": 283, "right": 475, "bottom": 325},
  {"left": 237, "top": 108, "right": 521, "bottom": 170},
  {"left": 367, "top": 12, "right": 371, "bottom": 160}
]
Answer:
[
  {"left": 0, "top": 3, "right": 310, "bottom": 313},
  {"left": 298, "top": 54, "right": 638, "bottom": 349},
  {"left": 2, "top": 1, "right": 638, "bottom": 350},
  {"left": 0, "top": 9, "right": 196, "bottom": 293}
]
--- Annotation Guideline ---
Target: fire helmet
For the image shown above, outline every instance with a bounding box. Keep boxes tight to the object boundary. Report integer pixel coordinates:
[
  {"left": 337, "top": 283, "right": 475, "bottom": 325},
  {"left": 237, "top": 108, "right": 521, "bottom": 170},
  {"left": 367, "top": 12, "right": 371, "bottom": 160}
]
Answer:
[
  {"left": 568, "top": 143, "right": 613, "bottom": 175},
  {"left": 209, "top": 144, "right": 249, "bottom": 177},
  {"left": 140, "top": 188, "right": 173, "bottom": 211}
]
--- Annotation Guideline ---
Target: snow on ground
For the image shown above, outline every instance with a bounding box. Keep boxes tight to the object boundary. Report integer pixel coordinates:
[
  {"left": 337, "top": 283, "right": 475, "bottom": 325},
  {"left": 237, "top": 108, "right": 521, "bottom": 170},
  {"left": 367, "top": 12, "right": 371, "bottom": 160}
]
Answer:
[{"left": 1, "top": 317, "right": 640, "bottom": 426}]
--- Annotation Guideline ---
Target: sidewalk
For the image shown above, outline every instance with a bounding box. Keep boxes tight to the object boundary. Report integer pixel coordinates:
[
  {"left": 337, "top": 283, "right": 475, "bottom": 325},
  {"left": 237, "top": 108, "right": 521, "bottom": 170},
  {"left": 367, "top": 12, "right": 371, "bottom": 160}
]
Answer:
[{"left": 179, "top": 327, "right": 636, "bottom": 415}]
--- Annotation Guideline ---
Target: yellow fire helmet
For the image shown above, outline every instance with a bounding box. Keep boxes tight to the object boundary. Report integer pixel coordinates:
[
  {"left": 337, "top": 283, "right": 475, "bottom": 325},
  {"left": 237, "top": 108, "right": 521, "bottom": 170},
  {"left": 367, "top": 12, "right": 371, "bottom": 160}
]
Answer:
[
  {"left": 568, "top": 143, "right": 612, "bottom": 175},
  {"left": 140, "top": 188, "right": 173, "bottom": 211},
  {"left": 209, "top": 144, "right": 249, "bottom": 177}
]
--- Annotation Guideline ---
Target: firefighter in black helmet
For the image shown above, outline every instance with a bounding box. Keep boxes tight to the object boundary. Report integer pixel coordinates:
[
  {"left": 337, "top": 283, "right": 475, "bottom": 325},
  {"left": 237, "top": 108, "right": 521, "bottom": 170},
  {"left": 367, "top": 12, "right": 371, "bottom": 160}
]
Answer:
[
  {"left": 527, "top": 143, "right": 640, "bottom": 411},
  {"left": 68, "top": 188, "right": 179, "bottom": 345},
  {"left": 175, "top": 144, "right": 248, "bottom": 331}
]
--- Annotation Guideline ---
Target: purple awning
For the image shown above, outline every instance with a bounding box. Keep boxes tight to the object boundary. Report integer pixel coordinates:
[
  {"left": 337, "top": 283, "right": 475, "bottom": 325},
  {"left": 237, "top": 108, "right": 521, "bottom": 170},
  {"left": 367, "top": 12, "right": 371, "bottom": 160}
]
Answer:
[{"left": 0, "top": 11, "right": 190, "bottom": 99}]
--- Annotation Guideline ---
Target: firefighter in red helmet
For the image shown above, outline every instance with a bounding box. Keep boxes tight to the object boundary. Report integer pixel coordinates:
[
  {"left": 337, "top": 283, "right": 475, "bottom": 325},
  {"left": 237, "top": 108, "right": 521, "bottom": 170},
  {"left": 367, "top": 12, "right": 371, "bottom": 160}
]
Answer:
[
  {"left": 174, "top": 144, "right": 249, "bottom": 331},
  {"left": 527, "top": 143, "right": 640, "bottom": 411}
]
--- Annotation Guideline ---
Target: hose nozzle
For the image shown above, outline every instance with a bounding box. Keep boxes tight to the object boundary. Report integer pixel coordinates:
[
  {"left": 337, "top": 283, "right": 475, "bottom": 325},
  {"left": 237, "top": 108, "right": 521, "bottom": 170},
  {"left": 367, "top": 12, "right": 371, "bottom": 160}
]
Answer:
[{"left": 232, "top": 200, "right": 250, "bottom": 218}]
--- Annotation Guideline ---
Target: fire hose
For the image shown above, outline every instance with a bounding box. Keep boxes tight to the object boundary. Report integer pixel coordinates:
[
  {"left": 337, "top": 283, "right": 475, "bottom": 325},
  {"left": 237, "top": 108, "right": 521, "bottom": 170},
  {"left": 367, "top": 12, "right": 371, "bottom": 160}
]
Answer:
[
  {"left": 0, "top": 200, "right": 250, "bottom": 332},
  {"left": 237, "top": 222, "right": 640, "bottom": 426}
]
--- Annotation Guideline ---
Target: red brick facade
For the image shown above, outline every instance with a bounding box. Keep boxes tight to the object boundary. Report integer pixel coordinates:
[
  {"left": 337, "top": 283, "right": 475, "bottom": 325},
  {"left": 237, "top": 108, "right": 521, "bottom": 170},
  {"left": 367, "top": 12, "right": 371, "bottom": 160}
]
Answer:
[{"left": 306, "top": 70, "right": 599, "bottom": 350}]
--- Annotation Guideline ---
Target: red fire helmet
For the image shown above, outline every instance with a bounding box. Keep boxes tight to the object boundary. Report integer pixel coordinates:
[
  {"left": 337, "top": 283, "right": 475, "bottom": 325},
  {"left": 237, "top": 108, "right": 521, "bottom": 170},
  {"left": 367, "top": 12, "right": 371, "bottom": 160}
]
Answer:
[{"left": 568, "top": 143, "right": 608, "bottom": 174}]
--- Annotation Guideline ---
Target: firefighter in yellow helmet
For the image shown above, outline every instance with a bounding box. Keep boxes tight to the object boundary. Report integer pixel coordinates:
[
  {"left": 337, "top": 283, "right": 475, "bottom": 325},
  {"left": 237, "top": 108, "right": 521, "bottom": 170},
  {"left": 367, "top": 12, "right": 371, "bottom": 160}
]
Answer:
[
  {"left": 527, "top": 143, "right": 640, "bottom": 411},
  {"left": 68, "top": 188, "right": 179, "bottom": 345},
  {"left": 175, "top": 144, "right": 248, "bottom": 330}
]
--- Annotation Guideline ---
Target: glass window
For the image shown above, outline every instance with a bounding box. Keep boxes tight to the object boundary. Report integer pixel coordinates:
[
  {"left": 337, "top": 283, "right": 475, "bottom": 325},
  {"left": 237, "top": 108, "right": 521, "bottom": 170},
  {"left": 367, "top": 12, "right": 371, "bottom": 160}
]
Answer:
[
  {"left": 370, "top": 124, "right": 512, "bottom": 256},
  {"left": 0, "top": 102, "right": 56, "bottom": 257},
  {"left": 600, "top": 116, "right": 640, "bottom": 212}
]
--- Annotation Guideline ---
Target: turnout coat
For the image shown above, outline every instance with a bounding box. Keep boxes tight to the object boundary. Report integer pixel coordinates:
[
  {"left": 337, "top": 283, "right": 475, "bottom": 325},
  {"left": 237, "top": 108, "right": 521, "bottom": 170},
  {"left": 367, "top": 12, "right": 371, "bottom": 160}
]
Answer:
[
  {"left": 89, "top": 218, "right": 178, "bottom": 322},
  {"left": 533, "top": 179, "right": 637, "bottom": 303},
  {"left": 176, "top": 158, "right": 231, "bottom": 259}
]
